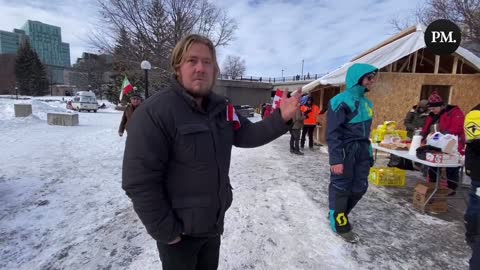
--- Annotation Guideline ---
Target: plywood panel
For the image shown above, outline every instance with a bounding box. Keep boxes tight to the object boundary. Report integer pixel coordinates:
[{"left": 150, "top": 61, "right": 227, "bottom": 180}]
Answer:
[{"left": 368, "top": 73, "right": 480, "bottom": 130}]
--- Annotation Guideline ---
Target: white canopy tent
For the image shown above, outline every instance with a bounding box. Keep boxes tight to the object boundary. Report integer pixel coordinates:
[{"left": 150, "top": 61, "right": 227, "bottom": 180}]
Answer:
[{"left": 301, "top": 24, "right": 480, "bottom": 93}]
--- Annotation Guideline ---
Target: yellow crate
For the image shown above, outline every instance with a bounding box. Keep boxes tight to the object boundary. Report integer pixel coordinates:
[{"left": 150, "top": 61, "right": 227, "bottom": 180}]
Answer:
[
  {"left": 371, "top": 129, "right": 385, "bottom": 143},
  {"left": 369, "top": 167, "right": 406, "bottom": 187},
  {"left": 371, "top": 129, "right": 409, "bottom": 142}
]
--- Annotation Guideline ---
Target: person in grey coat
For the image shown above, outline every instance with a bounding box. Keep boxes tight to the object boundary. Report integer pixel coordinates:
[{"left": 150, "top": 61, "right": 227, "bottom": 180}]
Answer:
[
  {"left": 290, "top": 107, "right": 306, "bottom": 155},
  {"left": 122, "top": 34, "right": 301, "bottom": 270},
  {"left": 403, "top": 99, "right": 429, "bottom": 138}
]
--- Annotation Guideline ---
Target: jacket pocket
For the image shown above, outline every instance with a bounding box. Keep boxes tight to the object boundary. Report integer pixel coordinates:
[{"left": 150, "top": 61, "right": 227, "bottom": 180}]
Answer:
[
  {"left": 176, "top": 124, "right": 214, "bottom": 162},
  {"left": 172, "top": 196, "right": 216, "bottom": 234}
]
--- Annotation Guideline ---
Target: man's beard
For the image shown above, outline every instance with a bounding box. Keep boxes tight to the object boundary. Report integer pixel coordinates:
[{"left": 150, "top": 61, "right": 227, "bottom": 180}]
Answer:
[{"left": 187, "top": 88, "right": 211, "bottom": 98}]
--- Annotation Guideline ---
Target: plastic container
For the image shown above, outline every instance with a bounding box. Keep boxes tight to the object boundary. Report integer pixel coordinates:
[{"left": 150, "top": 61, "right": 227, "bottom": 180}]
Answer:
[
  {"left": 371, "top": 129, "right": 408, "bottom": 143},
  {"left": 369, "top": 167, "right": 407, "bottom": 187}
]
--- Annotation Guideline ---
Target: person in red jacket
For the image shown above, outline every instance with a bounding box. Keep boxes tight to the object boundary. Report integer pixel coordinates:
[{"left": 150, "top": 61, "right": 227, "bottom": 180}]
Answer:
[
  {"left": 421, "top": 91, "right": 465, "bottom": 193},
  {"left": 262, "top": 103, "right": 273, "bottom": 119}
]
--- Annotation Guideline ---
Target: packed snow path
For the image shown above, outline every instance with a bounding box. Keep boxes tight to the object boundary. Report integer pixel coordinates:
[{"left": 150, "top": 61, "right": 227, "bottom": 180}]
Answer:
[{"left": 0, "top": 98, "right": 470, "bottom": 269}]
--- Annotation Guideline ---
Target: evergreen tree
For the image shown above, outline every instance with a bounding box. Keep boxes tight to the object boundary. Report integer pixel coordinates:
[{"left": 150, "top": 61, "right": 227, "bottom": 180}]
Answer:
[
  {"left": 107, "top": 28, "right": 143, "bottom": 104},
  {"left": 31, "top": 52, "right": 49, "bottom": 96},
  {"left": 15, "top": 41, "right": 50, "bottom": 96},
  {"left": 15, "top": 41, "right": 35, "bottom": 96}
]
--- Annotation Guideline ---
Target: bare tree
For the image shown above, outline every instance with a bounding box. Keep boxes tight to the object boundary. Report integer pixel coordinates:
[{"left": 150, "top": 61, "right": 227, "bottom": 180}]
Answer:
[
  {"left": 391, "top": 0, "right": 480, "bottom": 55},
  {"left": 90, "top": 0, "right": 237, "bottom": 70},
  {"left": 222, "top": 55, "right": 246, "bottom": 79},
  {"left": 71, "top": 53, "right": 113, "bottom": 99}
]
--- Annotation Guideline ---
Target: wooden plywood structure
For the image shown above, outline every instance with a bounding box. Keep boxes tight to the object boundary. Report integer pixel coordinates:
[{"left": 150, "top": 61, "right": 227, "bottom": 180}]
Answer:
[
  {"left": 308, "top": 86, "right": 341, "bottom": 145},
  {"left": 304, "top": 24, "right": 480, "bottom": 142},
  {"left": 368, "top": 73, "right": 480, "bottom": 129}
]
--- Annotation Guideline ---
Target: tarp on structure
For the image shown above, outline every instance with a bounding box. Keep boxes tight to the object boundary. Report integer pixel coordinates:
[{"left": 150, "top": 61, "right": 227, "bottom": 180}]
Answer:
[{"left": 302, "top": 24, "right": 480, "bottom": 93}]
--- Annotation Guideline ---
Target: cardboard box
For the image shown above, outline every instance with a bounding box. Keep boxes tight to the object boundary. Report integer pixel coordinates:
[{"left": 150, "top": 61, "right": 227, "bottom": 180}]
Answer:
[
  {"left": 425, "top": 201, "right": 449, "bottom": 213},
  {"left": 425, "top": 152, "right": 460, "bottom": 164},
  {"left": 413, "top": 182, "right": 450, "bottom": 213}
]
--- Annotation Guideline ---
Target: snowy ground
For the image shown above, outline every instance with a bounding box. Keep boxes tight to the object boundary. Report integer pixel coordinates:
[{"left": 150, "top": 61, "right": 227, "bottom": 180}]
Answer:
[{"left": 0, "top": 97, "right": 471, "bottom": 270}]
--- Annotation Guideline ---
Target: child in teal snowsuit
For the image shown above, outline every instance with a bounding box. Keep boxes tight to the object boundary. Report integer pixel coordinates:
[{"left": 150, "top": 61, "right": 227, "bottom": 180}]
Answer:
[{"left": 327, "top": 63, "right": 378, "bottom": 241}]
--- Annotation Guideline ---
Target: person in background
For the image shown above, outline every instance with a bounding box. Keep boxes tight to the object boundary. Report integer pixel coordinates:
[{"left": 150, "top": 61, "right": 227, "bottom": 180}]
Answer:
[
  {"left": 262, "top": 103, "right": 273, "bottom": 119},
  {"left": 301, "top": 96, "right": 321, "bottom": 150},
  {"left": 404, "top": 99, "right": 429, "bottom": 138},
  {"left": 421, "top": 91, "right": 465, "bottom": 194},
  {"left": 122, "top": 34, "right": 301, "bottom": 270},
  {"left": 327, "top": 63, "right": 378, "bottom": 243},
  {"left": 301, "top": 94, "right": 309, "bottom": 106},
  {"left": 464, "top": 104, "right": 480, "bottom": 270},
  {"left": 118, "top": 93, "right": 143, "bottom": 137},
  {"left": 261, "top": 103, "right": 273, "bottom": 119},
  {"left": 388, "top": 99, "right": 429, "bottom": 170},
  {"left": 290, "top": 106, "right": 306, "bottom": 155}
]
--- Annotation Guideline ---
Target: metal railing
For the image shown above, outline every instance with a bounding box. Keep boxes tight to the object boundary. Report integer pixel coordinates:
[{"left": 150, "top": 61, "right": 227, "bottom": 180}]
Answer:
[{"left": 217, "top": 73, "right": 325, "bottom": 83}]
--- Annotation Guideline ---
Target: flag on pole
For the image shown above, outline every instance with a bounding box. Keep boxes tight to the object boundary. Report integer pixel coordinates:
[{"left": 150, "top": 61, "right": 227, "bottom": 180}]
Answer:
[
  {"left": 119, "top": 75, "right": 134, "bottom": 101},
  {"left": 226, "top": 103, "right": 241, "bottom": 130},
  {"left": 271, "top": 89, "right": 284, "bottom": 110}
]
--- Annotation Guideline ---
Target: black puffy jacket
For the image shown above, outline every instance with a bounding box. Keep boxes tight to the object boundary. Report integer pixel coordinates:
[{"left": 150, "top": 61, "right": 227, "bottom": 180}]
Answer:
[
  {"left": 466, "top": 140, "right": 480, "bottom": 181},
  {"left": 122, "top": 78, "right": 289, "bottom": 243}
]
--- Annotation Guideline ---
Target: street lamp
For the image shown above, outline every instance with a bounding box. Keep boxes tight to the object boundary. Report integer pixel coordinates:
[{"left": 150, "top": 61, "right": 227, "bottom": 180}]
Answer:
[
  {"left": 141, "top": 60, "right": 151, "bottom": 99},
  {"left": 301, "top": 59, "right": 304, "bottom": 77}
]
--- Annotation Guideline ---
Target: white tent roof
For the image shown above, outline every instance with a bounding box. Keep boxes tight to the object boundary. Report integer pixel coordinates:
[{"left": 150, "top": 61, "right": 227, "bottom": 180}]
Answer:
[{"left": 302, "top": 24, "right": 480, "bottom": 93}]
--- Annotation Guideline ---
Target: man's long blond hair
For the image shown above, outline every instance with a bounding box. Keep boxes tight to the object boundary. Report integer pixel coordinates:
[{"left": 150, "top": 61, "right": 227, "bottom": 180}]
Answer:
[{"left": 171, "top": 34, "right": 220, "bottom": 79}]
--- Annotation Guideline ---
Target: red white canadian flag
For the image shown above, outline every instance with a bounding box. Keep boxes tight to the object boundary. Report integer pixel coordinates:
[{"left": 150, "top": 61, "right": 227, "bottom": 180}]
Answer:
[
  {"left": 227, "top": 103, "right": 241, "bottom": 130},
  {"left": 271, "top": 89, "right": 284, "bottom": 110}
]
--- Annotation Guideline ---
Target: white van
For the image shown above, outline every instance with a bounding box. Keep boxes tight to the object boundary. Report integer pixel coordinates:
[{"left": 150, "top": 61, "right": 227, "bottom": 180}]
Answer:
[{"left": 71, "top": 91, "right": 98, "bottom": 112}]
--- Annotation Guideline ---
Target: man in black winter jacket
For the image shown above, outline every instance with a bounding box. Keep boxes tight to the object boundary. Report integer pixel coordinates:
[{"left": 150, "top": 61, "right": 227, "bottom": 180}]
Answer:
[
  {"left": 465, "top": 104, "right": 480, "bottom": 270},
  {"left": 122, "top": 34, "right": 301, "bottom": 270}
]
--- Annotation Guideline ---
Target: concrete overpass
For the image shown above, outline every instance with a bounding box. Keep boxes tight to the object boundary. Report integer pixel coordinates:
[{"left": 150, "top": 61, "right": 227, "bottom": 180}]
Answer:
[
  {"left": 272, "top": 80, "right": 315, "bottom": 91},
  {"left": 212, "top": 75, "right": 322, "bottom": 107},
  {"left": 213, "top": 79, "right": 273, "bottom": 107}
]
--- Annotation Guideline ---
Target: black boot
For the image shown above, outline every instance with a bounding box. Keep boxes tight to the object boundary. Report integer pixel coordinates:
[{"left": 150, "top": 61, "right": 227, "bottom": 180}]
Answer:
[{"left": 293, "top": 150, "right": 304, "bottom": 155}]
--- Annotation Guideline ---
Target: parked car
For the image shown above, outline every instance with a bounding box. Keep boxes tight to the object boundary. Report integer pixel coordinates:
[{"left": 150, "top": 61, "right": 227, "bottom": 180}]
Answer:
[
  {"left": 71, "top": 91, "right": 98, "bottom": 112},
  {"left": 234, "top": 105, "right": 255, "bottom": 118}
]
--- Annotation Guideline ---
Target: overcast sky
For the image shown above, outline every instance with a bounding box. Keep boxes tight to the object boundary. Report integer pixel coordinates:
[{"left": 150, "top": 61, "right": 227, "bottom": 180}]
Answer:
[{"left": 0, "top": 0, "right": 421, "bottom": 77}]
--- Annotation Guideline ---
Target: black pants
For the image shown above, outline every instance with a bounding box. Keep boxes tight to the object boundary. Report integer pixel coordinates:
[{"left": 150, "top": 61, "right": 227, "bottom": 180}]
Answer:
[
  {"left": 427, "top": 167, "right": 460, "bottom": 190},
  {"left": 290, "top": 129, "right": 301, "bottom": 151},
  {"left": 301, "top": 125, "right": 315, "bottom": 148},
  {"left": 156, "top": 235, "right": 221, "bottom": 270},
  {"left": 328, "top": 141, "right": 371, "bottom": 234},
  {"left": 465, "top": 180, "right": 480, "bottom": 270}
]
